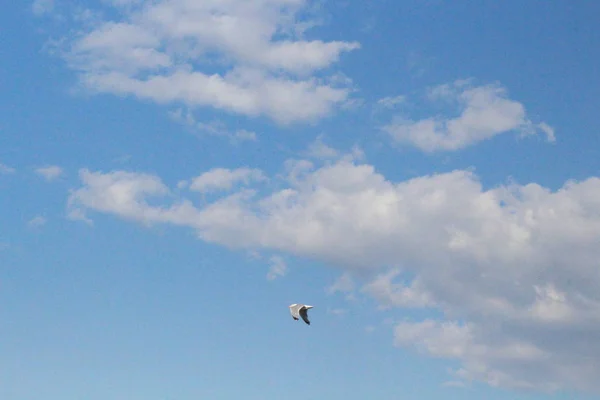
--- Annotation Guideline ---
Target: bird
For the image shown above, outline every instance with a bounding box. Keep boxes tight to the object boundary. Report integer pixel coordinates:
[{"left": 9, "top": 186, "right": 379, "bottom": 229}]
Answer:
[{"left": 289, "top": 303, "right": 313, "bottom": 325}]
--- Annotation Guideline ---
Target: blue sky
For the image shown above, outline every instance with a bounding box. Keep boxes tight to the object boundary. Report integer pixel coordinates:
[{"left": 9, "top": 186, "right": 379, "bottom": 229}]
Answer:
[{"left": 2, "top": 1, "right": 600, "bottom": 399}]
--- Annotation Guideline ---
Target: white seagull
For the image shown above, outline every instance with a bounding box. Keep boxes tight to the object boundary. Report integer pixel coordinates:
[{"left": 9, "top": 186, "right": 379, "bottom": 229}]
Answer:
[{"left": 289, "top": 303, "right": 313, "bottom": 325}]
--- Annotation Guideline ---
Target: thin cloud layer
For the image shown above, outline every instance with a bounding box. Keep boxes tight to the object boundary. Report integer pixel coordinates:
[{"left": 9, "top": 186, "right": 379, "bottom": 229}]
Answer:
[
  {"left": 54, "top": 0, "right": 359, "bottom": 124},
  {"left": 35, "top": 165, "right": 64, "bottom": 181},
  {"left": 383, "top": 80, "right": 555, "bottom": 152},
  {"left": 27, "top": 215, "right": 48, "bottom": 228},
  {"left": 169, "top": 109, "right": 257, "bottom": 143},
  {"left": 0, "top": 163, "right": 16, "bottom": 174},
  {"left": 31, "top": 0, "right": 54, "bottom": 16},
  {"left": 67, "top": 158, "right": 600, "bottom": 393},
  {"left": 266, "top": 255, "right": 287, "bottom": 281}
]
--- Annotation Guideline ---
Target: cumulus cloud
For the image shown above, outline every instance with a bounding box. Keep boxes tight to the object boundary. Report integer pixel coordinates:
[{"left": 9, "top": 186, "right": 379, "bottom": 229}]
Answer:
[
  {"left": 35, "top": 165, "right": 64, "bottom": 181},
  {"left": 185, "top": 167, "right": 266, "bottom": 194},
  {"left": 50, "top": 0, "right": 359, "bottom": 124},
  {"left": 266, "top": 255, "right": 287, "bottom": 281},
  {"left": 383, "top": 80, "right": 555, "bottom": 152},
  {"left": 66, "top": 155, "right": 600, "bottom": 393},
  {"left": 66, "top": 169, "right": 178, "bottom": 226}
]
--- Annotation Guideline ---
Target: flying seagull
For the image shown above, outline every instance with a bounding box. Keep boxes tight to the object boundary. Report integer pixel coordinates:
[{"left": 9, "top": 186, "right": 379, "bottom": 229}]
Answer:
[{"left": 289, "top": 304, "right": 313, "bottom": 325}]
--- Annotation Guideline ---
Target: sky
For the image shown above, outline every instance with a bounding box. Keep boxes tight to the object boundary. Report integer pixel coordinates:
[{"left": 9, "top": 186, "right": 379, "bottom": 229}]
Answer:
[{"left": 1, "top": 1, "right": 600, "bottom": 399}]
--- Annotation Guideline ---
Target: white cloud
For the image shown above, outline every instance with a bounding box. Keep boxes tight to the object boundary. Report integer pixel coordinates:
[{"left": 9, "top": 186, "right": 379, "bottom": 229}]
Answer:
[
  {"left": 362, "top": 269, "right": 434, "bottom": 309},
  {"left": 0, "top": 163, "right": 15, "bottom": 175},
  {"left": 32, "top": 0, "right": 54, "bottom": 16},
  {"left": 393, "top": 319, "right": 554, "bottom": 390},
  {"left": 67, "top": 156, "right": 600, "bottom": 393},
  {"left": 67, "top": 208, "right": 93, "bottom": 226},
  {"left": 326, "top": 272, "right": 357, "bottom": 301},
  {"left": 266, "top": 255, "right": 287, "bottom": 281},
  {"left": 187, "top": 167, "right": 266, "bottom": 194},
  {"left": 529, "top": 283, "right": 572, "bottom": 322},
  {"left": 376, "top": 95, "right": 406, "bottom": 109},
  {"left": 27, "top": 216, "right": 47, "bottom": 228},
  {"left": 35, "top": 165, "right": 64, "bottom": 181},
  {"left": 247, "top": 249, "right": 263, "bottom": 260},
  {"left": 304, "top": 135, "right": 339, "bottom": 160},
  {"left": 327, "top": 272, "right": 355, "bottom": 295},
  {"left": 55, "top": 0, "right": 360, "bottom": 124},
  {"left": 536, "top": 122, "right": 556, "bottom": 143},
  {"left": 302, "top": 136, "right": 365, "bottom": 165},
  {"left": 67, "top": 169, "right": 177, "bottom": 226},
  {"left": 169, "top": 109, "right": 257, "bottom": 143},
  {"left": 383, "top": 80, "right": 555, "bottom": 152}
]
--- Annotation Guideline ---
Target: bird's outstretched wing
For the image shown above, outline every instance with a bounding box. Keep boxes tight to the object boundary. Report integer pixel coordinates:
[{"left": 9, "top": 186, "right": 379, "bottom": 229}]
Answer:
[{"left": 299, "top": 307, "right": 310, "bottom": 325}]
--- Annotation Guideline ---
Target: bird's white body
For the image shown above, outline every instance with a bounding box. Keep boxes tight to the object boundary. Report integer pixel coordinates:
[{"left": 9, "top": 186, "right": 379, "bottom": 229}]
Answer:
[{"left": 289, "top": 303, "right": 314, "bottom": 325}]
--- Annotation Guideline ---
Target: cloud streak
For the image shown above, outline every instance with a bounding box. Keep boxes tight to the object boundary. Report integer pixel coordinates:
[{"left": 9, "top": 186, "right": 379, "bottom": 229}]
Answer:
[
  {"left": 0, "top": 163, "right": 16, "bottom": 174},
  {"left": 35, "top": 165, "right": 64, "bottom": 181},
  {"left": 27, "top": 215, "right": 47, "bottom": 228}
]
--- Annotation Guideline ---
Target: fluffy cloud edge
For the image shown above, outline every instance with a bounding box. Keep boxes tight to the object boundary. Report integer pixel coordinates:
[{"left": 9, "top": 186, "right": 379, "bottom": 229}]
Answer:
[
  {"left": 43, "top": 0, "right": 361, "bottom": 125},
  {"left": 64, "top": 155, "right": 600, "bottom": 393},
  {"left": 381, "top": 80, "right": 555, "bottom": 152}
]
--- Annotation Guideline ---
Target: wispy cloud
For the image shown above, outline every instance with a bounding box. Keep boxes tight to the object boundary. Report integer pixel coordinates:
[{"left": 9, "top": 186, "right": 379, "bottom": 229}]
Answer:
[
  {"left": 0, "top": 163, "right": 16, "bottom": 175},
  {"left": 27, "top": 215, "right": 47, "bottom": 228},
  {"left": 35, "top": 165, "right": 64, "bottom": 181},
  {"left": 376, "top": 95, "right": 406, "bottom": 109},
  {"left": 327, "top": 308, "right": 347, "bottom": 316},
  {"left": 266, "top": 255, "right": 287, "bottom": 281},
  {"left": 443, "top": 380, "right": 468, "bottom": 388},
  {"left": 327, "top": 273, "right": 355, "bottom": 295},
  {"left": 67, "top": 208, "right": 93, "bottom": 226},
  {"left": 32, "top": 0, "right": 54, "bottom": 16},
  {"left": 169, "top": 109, "right": 257, "bottom": 144}
]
